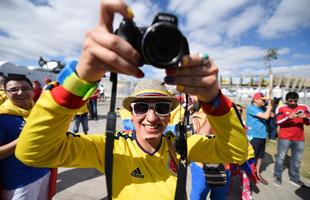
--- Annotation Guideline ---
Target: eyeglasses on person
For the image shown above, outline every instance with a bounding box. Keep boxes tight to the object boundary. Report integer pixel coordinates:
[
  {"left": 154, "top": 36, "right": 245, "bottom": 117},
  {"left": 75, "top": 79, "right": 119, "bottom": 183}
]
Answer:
[
  {"left": 131, "top": 102, "right": 172, "bottom": 116},
  {"left": 6, "top": 87, "right": 32, "bottom": 94}
]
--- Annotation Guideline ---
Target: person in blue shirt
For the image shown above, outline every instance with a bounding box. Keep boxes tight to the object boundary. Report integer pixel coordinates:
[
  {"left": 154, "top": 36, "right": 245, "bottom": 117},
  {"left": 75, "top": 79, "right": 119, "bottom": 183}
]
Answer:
[
  {"left": 246, "top": 92, "right": 272, "bottom": 185},
  {"left": 0, "top": 76, "right": 50, "bottom": 200}
]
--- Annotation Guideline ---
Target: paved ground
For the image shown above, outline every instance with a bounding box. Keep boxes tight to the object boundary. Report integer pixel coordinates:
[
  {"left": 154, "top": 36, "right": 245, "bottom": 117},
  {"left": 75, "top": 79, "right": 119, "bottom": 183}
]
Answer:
[{"left": 54, "top": 100, "right": 310, "bottom": 200}]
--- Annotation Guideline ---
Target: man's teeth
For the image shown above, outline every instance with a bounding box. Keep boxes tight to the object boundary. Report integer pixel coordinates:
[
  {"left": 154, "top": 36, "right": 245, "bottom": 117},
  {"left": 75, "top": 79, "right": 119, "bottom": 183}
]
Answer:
[{"left": 144, "top": 124, "right": 160, "bottom": 129}]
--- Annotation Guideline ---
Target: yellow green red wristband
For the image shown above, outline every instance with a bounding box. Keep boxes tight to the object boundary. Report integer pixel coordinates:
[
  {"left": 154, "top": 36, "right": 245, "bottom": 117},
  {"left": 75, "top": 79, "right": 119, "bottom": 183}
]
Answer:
[
  {"left": 62, "top": 73, "right": 98, "bottom": 100},
  {"left": 57, "top": 60, "right": 98, "bottom": 100}
]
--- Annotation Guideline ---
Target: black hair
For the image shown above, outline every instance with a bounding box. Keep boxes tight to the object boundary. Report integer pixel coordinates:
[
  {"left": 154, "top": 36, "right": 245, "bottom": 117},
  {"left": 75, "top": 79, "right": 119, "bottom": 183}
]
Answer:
[
  {"left": 285, "top": 91, "right": 299, "bottom": 100},
  {"left": 4, "top": 76, "right": 33, "bottom": 90}
]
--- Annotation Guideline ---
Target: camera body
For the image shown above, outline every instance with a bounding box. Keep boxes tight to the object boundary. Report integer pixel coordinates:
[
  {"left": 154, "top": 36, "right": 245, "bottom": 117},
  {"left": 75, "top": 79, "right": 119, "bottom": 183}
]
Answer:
[{"left": 115, "top": 13, "right": 189, "bottom": 68}]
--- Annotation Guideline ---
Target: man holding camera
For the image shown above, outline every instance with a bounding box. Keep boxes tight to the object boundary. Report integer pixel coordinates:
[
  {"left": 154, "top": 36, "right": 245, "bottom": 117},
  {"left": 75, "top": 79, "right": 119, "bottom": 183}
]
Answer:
[
  {"left": 15, "top": 0, "right": 248, "bottom": 199},
  {"left": 246, "top": 92, "right": 272, "bottom": 185},
  {"left": 273, "top": 92, "right": 310, "bottom": 187}
]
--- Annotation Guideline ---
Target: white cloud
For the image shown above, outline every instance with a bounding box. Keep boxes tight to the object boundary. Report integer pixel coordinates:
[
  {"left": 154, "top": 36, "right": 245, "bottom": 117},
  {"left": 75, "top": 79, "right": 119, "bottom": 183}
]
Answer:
[
  {"left": 188, "top": 29, "right": 222, "bottom": 47},
  {"left": 258, "top": 0, "right": 310, "bottom": 38},
  {"left": 277, "top": 47, "right": 290, "bottom": 55},
  {"left": 170, "top": 0, "right": 247, "bottom": 29},
  {"left": 229, "top": 64, "right": 310, "bottom": 78},
  {"left": 124, "top": 0, "right": 159, "bottom": 26},
  {"left": 0, "top": 0, "right": 159, "bottom": 63},
  {"left": 202, "top": 46, "right": 293, "bottom": 77},
  {"left": 292, "top": 53, "right": 310, "bottom": 59},
  {"left": 227, "top": 5, "right": 264, "bottom": 39},
  {"left": 0, "top": 0, "right": 100, "bottom": 62},
  {"left": 271, "top": 64, "right": 310, "bottom": 77},
  {"left": 0, "top": 0, "right": 309, "bottom": 80}
]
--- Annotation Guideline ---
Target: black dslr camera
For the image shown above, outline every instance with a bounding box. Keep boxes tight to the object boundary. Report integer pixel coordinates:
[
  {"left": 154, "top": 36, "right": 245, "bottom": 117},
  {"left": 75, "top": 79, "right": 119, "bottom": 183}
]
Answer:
[{"left": 115, "top": 13, "right": 189, "bottom": 68}]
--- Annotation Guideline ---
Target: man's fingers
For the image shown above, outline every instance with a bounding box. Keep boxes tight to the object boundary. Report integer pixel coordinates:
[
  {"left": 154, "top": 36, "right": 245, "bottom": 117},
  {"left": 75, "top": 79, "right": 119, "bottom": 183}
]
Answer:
[
  {"left": 166, "top": 63, "right": 214, "bottom": 77},
  {"left": 99, "top": 0, "right": 133, "bottom": 32},
  {"left": 87, "top": 38, "right": 144, "bottom": 78},
  {"left": 89, "top": 28, "right": 141, "bottom": 66},
  {"left": 181, "top": 53, "right": 210, "bottom": 67}
]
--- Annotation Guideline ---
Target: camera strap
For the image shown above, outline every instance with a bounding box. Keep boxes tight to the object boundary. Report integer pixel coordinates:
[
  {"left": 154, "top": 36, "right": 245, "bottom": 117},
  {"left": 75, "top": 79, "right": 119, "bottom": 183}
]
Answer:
[
  {"left": 173, "top": 40, "right": 190, "bottom": 200},
  {"left": 174, "top": 94, "right": 191, "bottom": 200},
  {"left": 105, "top": 72, "right": 118, "bottom": 200}
]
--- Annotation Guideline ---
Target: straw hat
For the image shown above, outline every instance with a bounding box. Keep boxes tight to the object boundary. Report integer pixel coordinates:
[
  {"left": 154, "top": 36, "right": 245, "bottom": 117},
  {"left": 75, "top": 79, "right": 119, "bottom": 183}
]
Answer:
[{"left": 122, "top": 79, "right": 179, "bottom": 112}]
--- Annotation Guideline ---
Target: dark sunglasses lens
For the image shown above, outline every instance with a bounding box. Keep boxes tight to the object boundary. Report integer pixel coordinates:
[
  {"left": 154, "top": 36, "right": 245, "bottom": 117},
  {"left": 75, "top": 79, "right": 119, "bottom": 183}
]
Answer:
[
  {"left": 155, "top": 103, "right": 170, "bottom": 115},
  {"left": 134, "top": 103, "right": 149, "bottom": 115}
]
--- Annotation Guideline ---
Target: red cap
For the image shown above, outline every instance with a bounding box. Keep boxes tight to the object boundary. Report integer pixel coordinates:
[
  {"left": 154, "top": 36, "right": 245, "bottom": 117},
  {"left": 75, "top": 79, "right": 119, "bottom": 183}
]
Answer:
[{"left": 252, "top": 92, "right": 267, "bottom": 100}]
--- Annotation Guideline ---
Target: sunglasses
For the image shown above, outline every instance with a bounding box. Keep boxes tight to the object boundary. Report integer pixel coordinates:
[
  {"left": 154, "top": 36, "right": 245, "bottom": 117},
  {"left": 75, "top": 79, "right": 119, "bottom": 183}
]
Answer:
[
  {"left": 6, "top": 87, "right": 32, "bottom": 94},
  {"left": 131, "top": 102, "right": 172, "bottom": 116}
]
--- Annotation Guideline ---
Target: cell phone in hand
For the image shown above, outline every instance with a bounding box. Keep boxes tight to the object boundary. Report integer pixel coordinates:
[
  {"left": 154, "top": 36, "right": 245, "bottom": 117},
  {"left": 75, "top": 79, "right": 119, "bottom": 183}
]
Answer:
[{"left": 295, "top": 110, "right": 303, "bottom": 115}]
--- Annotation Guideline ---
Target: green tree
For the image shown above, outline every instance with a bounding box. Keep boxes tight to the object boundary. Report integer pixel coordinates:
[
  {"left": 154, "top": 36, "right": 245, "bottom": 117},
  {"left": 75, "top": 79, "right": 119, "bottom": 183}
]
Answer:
[
  {"left": 264, "top": 48, "right": 278, "bottom": 68},
  {"left": 264, "top": 48, "right": 278, "bottom": 97}
]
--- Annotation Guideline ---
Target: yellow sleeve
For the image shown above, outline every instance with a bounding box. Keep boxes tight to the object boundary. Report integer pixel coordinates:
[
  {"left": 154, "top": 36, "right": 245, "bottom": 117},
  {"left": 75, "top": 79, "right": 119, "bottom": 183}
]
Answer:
[
  {"left": 187, "top": 107, "right": 248, "bottom": 165},
  {"left": 76, "top": 103, "right": 89, "bottom": 115},
  {"left": 15, "top": 91, "right": 105, "bottom": 172},
  {"left": 247, "top": 143, "right": 255, "bottom": 159}
]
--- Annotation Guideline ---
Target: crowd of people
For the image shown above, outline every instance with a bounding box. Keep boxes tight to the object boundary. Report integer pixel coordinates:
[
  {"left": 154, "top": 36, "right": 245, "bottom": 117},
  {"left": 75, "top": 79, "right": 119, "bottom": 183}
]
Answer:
[{"left": 1, "top": 0, "right": 310, "bottom": 199}]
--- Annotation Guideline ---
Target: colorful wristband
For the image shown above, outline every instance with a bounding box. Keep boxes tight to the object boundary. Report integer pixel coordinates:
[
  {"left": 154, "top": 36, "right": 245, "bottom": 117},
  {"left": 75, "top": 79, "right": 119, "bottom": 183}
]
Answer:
[
  {"left": 199, "top": 90, "right": 232, "bottom": 116},
  {"left": 57, "top": 60, "right": 98, "bottom": 100}
]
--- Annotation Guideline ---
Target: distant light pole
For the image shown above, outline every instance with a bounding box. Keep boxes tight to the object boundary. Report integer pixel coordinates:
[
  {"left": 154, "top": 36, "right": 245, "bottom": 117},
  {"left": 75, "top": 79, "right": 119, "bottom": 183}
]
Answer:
[{"left": 264, "top": 48, "right": 278, "bottom": 98}]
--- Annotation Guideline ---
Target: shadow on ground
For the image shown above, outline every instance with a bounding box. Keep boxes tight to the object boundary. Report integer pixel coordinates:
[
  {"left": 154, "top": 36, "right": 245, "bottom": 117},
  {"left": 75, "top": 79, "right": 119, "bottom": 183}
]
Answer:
[
  {"left": 56, "top": 168, "right": 102, "bottom": 193},
  {"left": 260, "top": 152, "right": 274, "bottom": 172},
  {"left": 295, "top": 186, "right": 310, "bottom": 199}
]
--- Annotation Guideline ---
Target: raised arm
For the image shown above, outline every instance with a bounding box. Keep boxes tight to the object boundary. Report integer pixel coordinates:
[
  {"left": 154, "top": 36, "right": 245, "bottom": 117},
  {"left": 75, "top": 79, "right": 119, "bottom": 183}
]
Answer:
[
  {"left": 164, "top": 54, "right": 248, "bottom": 164},
  {"left": 76, "top": 0, "right": 143, "bottom": 83},
  {"left": 15, "top": 0, "right": 143, "bottom": 170}
]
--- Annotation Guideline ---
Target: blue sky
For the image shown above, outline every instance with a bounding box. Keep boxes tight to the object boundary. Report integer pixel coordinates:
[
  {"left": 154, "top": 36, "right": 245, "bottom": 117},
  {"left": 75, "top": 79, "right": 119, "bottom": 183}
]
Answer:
[{"left": 0, "top": 0, "right": 310, "bottom": 80}]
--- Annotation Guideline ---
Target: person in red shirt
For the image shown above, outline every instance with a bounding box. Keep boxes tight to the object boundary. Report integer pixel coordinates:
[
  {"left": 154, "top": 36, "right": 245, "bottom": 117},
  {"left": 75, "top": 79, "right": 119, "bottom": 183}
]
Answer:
[
  {"left": 273, "top": 92, "right": 310, "bottom": 187},
  {"left": 32, "top": 80, "right": 42, "bottom": 102},
  {"left": 42, "top": 77, "right": 52, "bottom": 90}
]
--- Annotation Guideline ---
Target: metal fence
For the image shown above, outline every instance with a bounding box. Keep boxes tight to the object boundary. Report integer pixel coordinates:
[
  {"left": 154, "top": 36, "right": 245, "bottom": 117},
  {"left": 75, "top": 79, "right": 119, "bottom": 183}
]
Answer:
[{"left": 100, "top": 78, "right": 310, "bottom": 106}]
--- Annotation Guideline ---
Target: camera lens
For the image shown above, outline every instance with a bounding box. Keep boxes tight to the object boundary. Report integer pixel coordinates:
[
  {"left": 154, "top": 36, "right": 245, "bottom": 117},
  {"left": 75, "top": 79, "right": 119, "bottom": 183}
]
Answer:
[{"left": 142, "top": 22, "right": 184, "bottom": 68}]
